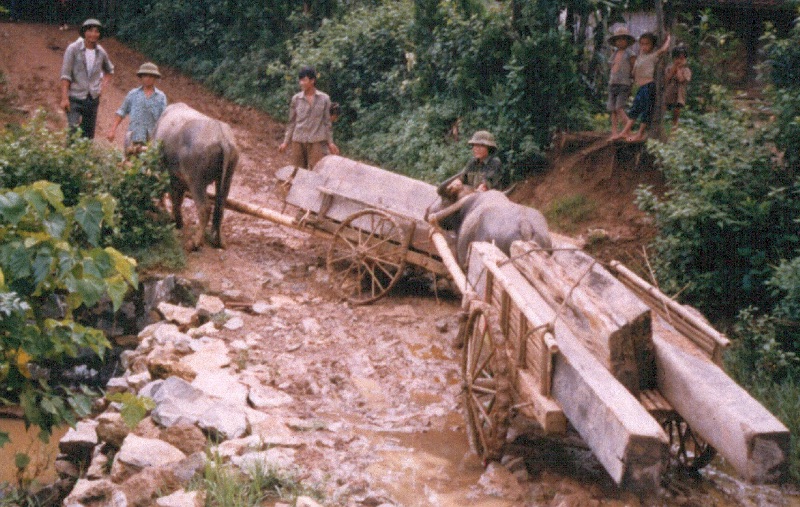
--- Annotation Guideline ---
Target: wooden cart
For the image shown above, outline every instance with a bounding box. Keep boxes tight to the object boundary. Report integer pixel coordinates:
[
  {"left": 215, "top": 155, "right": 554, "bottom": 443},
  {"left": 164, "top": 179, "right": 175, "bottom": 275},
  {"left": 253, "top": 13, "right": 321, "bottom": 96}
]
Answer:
[
  {"left": 427, "top": 234, "right": 789, "bottom": 490},
  {"left": 224, "top": 155, "right": 450, "bottom": 304}
]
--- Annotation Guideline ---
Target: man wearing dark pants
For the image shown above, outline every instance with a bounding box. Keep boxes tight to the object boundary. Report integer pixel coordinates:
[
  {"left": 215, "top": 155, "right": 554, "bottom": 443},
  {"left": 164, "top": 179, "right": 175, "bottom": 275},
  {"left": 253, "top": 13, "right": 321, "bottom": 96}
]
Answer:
[{"left": 60, "top": 18, "right": 114, "bottom": 139}]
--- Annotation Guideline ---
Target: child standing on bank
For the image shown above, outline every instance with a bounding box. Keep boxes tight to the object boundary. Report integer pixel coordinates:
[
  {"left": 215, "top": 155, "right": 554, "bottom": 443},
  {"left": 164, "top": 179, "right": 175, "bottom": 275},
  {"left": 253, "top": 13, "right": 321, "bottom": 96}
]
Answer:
[
  {"left": 606, "top": 26, "right": 636, "bottom": 139},
  {"left": 664, "top": 46, "right": 691, "bottom": 128},
  {"left": 107, "top": 62, "right": 167, "bottom": 156},
  {"left": 615, "top": 31, "right": 671, "bottom": 142}
]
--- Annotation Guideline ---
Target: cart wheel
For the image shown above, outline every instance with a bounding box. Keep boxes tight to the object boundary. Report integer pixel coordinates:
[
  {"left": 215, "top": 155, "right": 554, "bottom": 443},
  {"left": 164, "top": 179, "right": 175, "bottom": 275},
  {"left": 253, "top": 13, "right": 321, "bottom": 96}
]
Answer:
[
  {"left": 461, "top": 301, "right": 512, "bottom": 464},
  {"left": 326, "top": 209, "right": 407, "bottom": 305},
  {"left": 661, "top": 413, "right": 717, "bottom": 472}
]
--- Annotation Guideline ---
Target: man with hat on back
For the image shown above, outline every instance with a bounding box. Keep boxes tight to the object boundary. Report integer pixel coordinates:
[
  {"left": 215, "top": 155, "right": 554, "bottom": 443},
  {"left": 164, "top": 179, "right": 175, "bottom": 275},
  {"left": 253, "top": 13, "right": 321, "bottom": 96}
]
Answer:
[
  {"left": 107, "top": 62, "right": 168, "bottom": 156},
  {"left": 60, "top": 18, "right": 114, "bottom": 140},
  {"left": 437, "top": 130, "right": 504, "bottom": 197}
]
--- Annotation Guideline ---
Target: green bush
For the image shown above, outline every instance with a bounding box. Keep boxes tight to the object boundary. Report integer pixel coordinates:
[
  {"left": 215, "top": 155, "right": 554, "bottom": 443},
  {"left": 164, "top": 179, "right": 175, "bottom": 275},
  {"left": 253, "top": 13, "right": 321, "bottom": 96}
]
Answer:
[
  {"left": 637, "top": 91, "right": 800, "bottom": 318},
  {"left": 0, "top": 112, "right": 178, "bottom": 261},
  {"left": 0, "top": 181, "right": 138, "bottom": 443}
]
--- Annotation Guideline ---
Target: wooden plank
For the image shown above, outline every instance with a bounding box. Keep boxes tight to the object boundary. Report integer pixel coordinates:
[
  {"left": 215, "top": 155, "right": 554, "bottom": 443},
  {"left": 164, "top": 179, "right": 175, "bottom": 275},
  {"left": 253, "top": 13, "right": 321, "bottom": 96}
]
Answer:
[
  {"left": 510, "top": 241, "right": 654, "bottom": 395},
  {"left": 653, "top": 330, "right": 790, "bottom": 483},
  {"left": 467, "top": 242, "right": 667, "bottom": 490}
]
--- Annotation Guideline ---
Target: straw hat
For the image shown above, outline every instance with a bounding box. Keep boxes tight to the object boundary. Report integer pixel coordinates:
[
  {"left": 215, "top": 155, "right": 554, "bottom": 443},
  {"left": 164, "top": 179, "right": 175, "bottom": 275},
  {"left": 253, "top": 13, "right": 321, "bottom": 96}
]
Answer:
[
  {"left": 608, "top": 26, "right": 635, "bottom": 45},
  {"left": 468, "top": 130, "right": 497, "bottom": 148},
  {"left": 136, "top": 62, "right": 161, "bottom": 78}
]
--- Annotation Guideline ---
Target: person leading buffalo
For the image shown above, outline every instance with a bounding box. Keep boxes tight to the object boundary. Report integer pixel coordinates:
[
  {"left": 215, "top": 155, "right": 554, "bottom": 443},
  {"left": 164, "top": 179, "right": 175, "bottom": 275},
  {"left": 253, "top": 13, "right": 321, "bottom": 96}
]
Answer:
[
  {"left": 60, "top": 18, "right": 114, "bottom": 140},
  {"left": 437, "top": 130, "right": 503, "bottom": 197}
]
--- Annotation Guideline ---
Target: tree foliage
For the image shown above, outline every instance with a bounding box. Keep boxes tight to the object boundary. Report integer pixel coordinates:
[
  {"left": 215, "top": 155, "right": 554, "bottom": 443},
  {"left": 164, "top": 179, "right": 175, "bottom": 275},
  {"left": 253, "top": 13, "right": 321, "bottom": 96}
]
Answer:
[{"left": 0, "top": 181, "right": 138, "bottom": 444}]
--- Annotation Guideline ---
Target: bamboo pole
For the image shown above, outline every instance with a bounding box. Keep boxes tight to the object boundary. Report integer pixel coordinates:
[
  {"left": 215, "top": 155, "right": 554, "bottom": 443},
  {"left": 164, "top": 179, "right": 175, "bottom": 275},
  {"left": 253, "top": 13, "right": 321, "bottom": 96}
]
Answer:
[
  {"left": 430, "top": 231, "right": 467, "bottom": 294},
  {"left": 608, "top": 261, "right": 730, "bottom": 356}
]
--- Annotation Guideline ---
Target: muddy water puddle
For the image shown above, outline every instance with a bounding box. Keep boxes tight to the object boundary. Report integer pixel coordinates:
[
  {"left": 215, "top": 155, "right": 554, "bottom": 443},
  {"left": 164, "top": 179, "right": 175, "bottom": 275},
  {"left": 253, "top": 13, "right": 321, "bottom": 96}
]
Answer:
[{"left": 0, "top": 418, "right": 66, "bottom": 485}]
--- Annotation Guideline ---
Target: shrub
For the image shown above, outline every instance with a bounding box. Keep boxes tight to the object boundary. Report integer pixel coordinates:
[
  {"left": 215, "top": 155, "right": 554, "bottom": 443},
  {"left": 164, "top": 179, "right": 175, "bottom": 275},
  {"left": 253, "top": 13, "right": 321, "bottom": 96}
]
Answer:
[
  {"left": 0, "top": 112, "right": 178, "bottom": 261},
  {"left": 0, "top": 182, "right": 138, "bottom": 443},
  {"left": 637, "top": 91, "right": 800, "bottom": 318}
]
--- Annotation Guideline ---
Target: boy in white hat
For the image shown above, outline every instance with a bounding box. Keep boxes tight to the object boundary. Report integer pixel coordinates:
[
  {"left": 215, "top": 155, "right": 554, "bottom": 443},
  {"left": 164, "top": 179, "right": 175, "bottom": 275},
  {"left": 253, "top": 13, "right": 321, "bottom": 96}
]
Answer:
[
  {"left": 107, "top": 62, "right": 167, "bottom": 155},
  {"left": 606, "top": 26, "right": 636, "bottom": 139}
]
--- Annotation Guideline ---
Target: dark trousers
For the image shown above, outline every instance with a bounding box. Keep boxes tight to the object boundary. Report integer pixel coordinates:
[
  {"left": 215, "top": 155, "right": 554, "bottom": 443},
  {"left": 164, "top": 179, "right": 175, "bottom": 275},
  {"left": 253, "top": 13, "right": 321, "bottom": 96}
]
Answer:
[{"left": 67, "top": 96, "right": 100, "bottom": 139}]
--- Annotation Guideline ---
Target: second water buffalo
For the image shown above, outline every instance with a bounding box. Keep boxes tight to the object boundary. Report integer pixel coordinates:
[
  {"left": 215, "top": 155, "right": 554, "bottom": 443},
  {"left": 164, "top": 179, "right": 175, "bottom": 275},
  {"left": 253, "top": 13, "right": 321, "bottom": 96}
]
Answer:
[
  {"left": 154, "top": 103, "right": 238, "bottom": 250},
  {"left": 428, "top": 188, "right": 552, "bottom": 267}
]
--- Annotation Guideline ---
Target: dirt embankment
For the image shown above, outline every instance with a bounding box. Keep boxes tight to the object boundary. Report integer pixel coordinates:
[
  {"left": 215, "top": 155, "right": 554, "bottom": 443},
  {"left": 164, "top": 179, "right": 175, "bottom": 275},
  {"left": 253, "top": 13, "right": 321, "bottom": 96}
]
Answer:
[{"left": 1, "top": 21, "right": 798, "bottom": 507}]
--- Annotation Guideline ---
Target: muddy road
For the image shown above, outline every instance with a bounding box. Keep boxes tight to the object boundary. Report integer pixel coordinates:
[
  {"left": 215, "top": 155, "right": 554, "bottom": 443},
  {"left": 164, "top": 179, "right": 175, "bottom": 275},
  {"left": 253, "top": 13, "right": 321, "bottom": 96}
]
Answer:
[{"left": 1, "top": 21, "right": 799, "bottom": 507}]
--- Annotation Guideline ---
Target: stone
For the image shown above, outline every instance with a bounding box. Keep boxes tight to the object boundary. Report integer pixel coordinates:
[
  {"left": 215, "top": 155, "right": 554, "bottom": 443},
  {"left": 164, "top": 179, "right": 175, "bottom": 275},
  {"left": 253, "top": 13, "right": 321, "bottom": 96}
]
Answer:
[
  {"left": 229, "top": 339, "right": 248, "bottom": 351},
  {"left": 114, "top": 434, "right": 187, "bottom": 469},
  {"left": 106, "top": 376, "right": 130, "bottom": 395},
  {"left": 187, "top": 321, "right": 219, "bottom": 338},
  {"left": 250, "top": 418, "right": 302, "bottom": 448},
  {"left": 156, "top": 489, "right": 203, "bottom": 507},
  {"left": 59, "top": 420, "right": 99, "bottom": 457},
  {"left": 296, "top": 496, "right": 324, "bottom": 507},
  {"left": 126, "top": 371, "right": 152, "bottom": 391},
  {"left": 148, "top": 356, "right": 197, "bottom": 382},
  {"left": 96, "top": 412, "right": 130, "bottom": 448},
  {"left": 195, "top": 294, "right": 225, "bottom": 315},
  {"left": 180, "top": 339, "right": 230, "bottom": 372},
  {"left": 213, "top": 435, "right": 264, "bottom": 459},
  {"left": 86, "top": 448, "right": 109, "bottom": 480},
  {"left": 54, "top": 458, "right": 80, "bottom": 479},
  {"left": 167, "top": 452, "right": 207, "bottom": 485},
  {"left": 248, "top": 384, "right": 294, "bottom": 409},
  {"left": 118, "top": 466, "right": 181, "bottom": 506},
  {"left": 133, "top": 416, "right": 162, "bottom": 439},
  {"left": 223, "top": 316, "right": 245, "bottom": 330},
  {"left": 198, "top": 404, "right": 248, "bottom": 440},
  {"left": 151, "top": 377, "right": 216, "bottom": 428},
  {"left": 62, "top": 478, "right": 114, "bottom": 506},
  {"left": 192, "top": 370, "right": 248, "bottom": 405},
  {"left": 251, "top": 301, "right": 274, "bottom": 315},
  {"left": 300, "top": 317, "right": 321, "bottom": 335},
  {"left": 159, "top": 424, "right": 207, "bottom": 456},
  {"left": 157, "top": 302, "right": 199, "bottom": 328}
]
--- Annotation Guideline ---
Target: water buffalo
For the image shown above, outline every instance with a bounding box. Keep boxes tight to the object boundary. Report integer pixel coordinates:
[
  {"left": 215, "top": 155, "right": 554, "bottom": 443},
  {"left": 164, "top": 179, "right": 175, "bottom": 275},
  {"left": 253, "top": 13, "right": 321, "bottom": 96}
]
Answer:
[
  {"left": 154, "top": 103, "right": 238, "bottom": 250},
  {"left": 427, "top": 183, "right": 552, "bottom": 267}
]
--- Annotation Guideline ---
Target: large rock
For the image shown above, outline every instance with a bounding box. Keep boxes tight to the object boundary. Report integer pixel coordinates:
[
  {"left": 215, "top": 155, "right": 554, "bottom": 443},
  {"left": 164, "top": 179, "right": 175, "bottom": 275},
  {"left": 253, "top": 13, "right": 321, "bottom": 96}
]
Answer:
[
  {"left": 180, "top": 338, "right": 231, "bottom": 372},
  {"left": 160, "top": 424, "right": 208, "bottom": 455},
  {"left": 110, "top": 434, "right": 186, "bottom": 483},
  {"left": 96, "top": 412, "right": 130, "bottom": 448},
  {"left": 192, "top": 370, "right": 248, "bottom": 405},
  {"left": 59, "top": 420, "right": 99, "bottom": 458},
  {"left": 62, "top": 478, "right": 115, "bottom": 506},
  {"left": 156, "top": 489, "right": 204, "bottom": 507},
  {"left": 248, "top": 384, "right": 294, "bottom": 409},
  {"left": 151, "top": 376, "right": 248, "bottom": 439}
]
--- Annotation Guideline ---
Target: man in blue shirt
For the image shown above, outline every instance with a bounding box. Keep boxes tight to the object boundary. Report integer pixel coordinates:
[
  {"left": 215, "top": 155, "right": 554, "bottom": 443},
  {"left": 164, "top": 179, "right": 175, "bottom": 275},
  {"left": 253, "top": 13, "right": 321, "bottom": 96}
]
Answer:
[{"left": 107, "top": 62, "right": 167, "bottom": 155}]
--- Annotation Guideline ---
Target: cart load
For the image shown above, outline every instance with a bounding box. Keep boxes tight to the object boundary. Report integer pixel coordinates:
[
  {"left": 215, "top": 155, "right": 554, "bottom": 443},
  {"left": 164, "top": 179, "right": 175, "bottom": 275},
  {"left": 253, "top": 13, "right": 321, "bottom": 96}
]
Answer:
[{"left": 445, "top": 238, "right": 790, "bottom": 491}]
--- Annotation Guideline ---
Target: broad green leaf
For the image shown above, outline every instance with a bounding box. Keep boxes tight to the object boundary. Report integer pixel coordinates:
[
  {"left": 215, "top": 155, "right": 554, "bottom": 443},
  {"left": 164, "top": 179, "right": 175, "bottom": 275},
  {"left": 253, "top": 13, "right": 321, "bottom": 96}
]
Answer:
[
  {"left": 105, "top": 247, "right": 138, "bottom": 287},
  {"left": 40, "top": 397, "right": 58, "bottom": 415},
  {"left": 0, "top": 192, "right": 27, "bottom": 225},
  {"left": 105, "top": 274, "right": 129, "bottom": 312},
  {"left": 0, "top": 432, "right": 9, "bottom": 448},
  {"left": 30, "top": 181, "right": 65, "bottom": 210},
  {"left": 14, "top": 452, "right": 30, "bottom": 470},
  {"left": 75, "top": 277, "right": 105, "bottom": 307},
  {"left": 74, "top": 200, "right": 105, "bottom": 246},
  {"left": 43, "top": 213, "right": 68, "bottom": 240}
]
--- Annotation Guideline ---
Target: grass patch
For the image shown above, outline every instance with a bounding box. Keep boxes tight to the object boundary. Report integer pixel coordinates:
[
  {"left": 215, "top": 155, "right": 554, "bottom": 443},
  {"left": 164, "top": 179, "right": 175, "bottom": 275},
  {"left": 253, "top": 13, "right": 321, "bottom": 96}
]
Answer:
[
  {"left": 544, "top": 194, "right": 597, "bottom": 234},
  {"left": 191, "top": 451, "right": 325, "bottom": 506}
]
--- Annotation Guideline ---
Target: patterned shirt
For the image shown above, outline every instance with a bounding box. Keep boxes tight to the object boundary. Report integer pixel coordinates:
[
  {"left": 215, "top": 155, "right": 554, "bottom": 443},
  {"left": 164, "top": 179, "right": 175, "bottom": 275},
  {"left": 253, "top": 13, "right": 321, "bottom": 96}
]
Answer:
[
  {"left": 283, "top": 90, "right": 333, "bottom": 144},
  {"left": 116, "top": 86, "right": 167, "bottom": 143},
  {"left": 60, "top": 37, "right": 114, "bottom": 99}
]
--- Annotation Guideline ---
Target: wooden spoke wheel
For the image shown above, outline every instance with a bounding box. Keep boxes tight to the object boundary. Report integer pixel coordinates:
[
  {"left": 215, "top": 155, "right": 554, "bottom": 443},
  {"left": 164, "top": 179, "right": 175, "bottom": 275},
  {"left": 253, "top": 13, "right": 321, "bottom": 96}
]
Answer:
[
  {"left": 661, "top": 413, "right": 717, "bottom": 472},
  {"left": 460, "top": 301, "right": 512, "bottom": 464},
  {"left": 326, "top": 209, "right": 407, "bottom": 305}
]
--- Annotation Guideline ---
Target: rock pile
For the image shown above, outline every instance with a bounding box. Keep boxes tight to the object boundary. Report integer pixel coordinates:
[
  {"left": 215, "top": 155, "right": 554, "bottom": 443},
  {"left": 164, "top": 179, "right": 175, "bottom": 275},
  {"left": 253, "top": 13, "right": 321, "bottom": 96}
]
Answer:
[{"left": 55, "top": 295, "right": 326, "bottom": 507}]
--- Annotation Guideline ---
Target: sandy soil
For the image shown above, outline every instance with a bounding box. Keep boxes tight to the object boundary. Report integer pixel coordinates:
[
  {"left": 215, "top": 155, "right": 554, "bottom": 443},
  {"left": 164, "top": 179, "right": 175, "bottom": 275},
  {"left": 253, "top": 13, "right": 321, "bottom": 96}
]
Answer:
[{"left": 1, "top": 21, "right": 799, "bottom": 507}]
